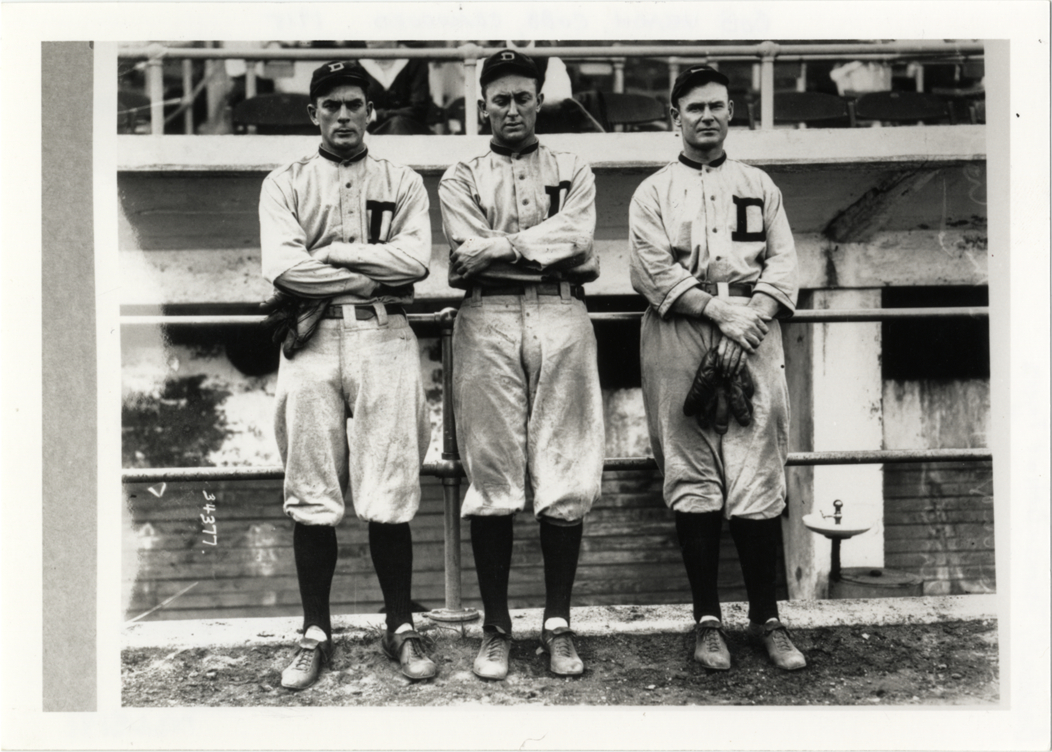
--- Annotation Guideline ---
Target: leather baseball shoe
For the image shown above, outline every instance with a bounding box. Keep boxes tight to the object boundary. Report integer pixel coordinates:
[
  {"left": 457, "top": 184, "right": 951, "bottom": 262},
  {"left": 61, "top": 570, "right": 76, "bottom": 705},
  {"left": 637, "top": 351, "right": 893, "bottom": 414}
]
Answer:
[
  {"left": 693, "top": 620, "right": 731, "bottom": 670},
  {"left": 381, "top": 629, "right": 437, "bottom": 680},
  {"left": 541, "top": 626, "right": 584, "bottom": 676},
  {"left": 281, "top": 631, "right": 334, "bottom": 690},
  {"left": 473, "top": 627, "right": 511, "bottom": 680},
  {"left": 747, "top": 619, "right": 807, "bottom": 671}
]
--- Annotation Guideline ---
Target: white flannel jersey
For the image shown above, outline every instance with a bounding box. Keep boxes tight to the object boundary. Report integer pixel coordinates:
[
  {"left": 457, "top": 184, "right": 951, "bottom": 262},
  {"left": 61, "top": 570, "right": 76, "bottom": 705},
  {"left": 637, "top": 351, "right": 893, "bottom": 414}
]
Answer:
[
  {"left": 260, "top": 146, "right": 431, "bottom": 304},
  {"left": 438, "top": 140, "right": 599, "bottom": 289},
  {"left": 629, "top": 153, "right": 798, "bottom": 318}
]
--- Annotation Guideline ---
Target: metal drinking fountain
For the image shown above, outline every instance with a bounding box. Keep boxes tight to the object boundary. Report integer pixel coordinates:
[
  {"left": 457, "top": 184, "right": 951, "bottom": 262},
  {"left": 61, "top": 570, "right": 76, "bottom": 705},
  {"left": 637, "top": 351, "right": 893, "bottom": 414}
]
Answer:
[{"left": 802, "top": 499, "right": 873, "bottom": 583}]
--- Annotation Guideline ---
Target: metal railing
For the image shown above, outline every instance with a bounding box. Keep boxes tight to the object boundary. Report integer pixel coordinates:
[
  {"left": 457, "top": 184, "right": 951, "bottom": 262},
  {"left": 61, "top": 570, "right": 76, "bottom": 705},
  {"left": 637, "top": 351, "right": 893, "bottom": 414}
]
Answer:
[
  {"left": 118, "top": 40, "right": 984, "bottom": 135},
  {"left": 121, "top": 305, "right": 991, "bottom": 617}
]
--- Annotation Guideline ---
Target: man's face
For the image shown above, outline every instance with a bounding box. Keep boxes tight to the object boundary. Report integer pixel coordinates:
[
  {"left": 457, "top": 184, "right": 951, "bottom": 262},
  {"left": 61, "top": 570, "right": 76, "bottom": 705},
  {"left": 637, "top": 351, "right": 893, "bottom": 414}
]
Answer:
[
  {"left": 672, "top": 82, "right": 733, "bottom": 153},
  {"left": 480, "top": 74, "right": 543, "bottom": 149},
  {"left": 309, "top": 84, "right": 373, "bottom": 156}
]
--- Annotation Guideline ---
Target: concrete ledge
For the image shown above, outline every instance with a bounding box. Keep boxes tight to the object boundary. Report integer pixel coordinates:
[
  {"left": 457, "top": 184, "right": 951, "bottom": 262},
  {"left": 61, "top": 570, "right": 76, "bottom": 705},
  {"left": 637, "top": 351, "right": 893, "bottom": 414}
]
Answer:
[{"left": 123, "top": 594, "right": 996, "bottom": 650}]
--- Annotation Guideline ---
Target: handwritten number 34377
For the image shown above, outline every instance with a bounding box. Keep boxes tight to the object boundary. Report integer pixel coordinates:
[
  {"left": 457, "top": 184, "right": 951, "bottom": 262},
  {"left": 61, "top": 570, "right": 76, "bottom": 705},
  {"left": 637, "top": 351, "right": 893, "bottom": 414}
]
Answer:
[{"left": 201, "top": 491, "right": 218, "bottom": 546}]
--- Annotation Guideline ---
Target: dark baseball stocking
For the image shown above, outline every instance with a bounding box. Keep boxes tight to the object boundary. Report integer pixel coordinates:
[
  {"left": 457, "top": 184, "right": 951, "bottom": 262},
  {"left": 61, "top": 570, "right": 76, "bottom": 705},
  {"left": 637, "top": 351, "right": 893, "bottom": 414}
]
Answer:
[
  {"left": 368, "top": 521, "right": 415, "bottom": 632},
  {"left": 729, "top": 515, "right": 782, "bottom": 624},
  {"left": 470, "top": 515, "right": 515, "bottom": 634},
  {"left": 539, "top": 517, "right": 584, "bottom": 626},
  {"left": 675, "top": 510, "right": 724, "bottom": 623},
  {"left": 293, "top": 522, "right": 338, "bottom": 640}
]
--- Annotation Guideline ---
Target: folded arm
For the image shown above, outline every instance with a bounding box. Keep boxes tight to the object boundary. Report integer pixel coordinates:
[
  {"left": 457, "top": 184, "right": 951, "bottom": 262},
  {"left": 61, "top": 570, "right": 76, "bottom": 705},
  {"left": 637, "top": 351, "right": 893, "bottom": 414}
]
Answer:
[
  {"left": 313, "top": 172, "right": 432, "bottom": 287},
  {"left": 260, "top": 177, "right": 377, "bottom": 299}
]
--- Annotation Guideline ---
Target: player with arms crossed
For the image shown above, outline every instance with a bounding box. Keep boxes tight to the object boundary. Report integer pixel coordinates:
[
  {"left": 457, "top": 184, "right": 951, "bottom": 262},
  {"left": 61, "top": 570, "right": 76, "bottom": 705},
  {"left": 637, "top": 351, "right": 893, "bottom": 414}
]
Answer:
[
  {"left": 629, "top": 65, "right": 806, "bottom": 672},
  {"left": 260, "top": 61, "right": 436, "bottom": 689},
  {"left": 438, "top": 50, "right": 604, "bottom": 680}
]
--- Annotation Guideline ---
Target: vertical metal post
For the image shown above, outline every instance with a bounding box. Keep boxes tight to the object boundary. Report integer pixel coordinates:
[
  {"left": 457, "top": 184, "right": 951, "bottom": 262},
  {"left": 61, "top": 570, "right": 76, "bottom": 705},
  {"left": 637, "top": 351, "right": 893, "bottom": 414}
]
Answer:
[
  {"left": 797, "top": 61, "right": 807, "bottom": 92},
  {"left": 245, "top": 60, "right": 258, "bottom": 134},
  {"left": 667, "top": 56, "right": 680, "bottom": 96},
  {"left": 245, "top": 61, "right": 257, "bottom": 99},
  {"left": 613, "top": 57, "right": 625, "bottom": 94},
  {"left": 182, "top": 59, "right": 194, "bottom": 134},
  {"left": 146, "top": 47, "right": 165, "bottom": 135},
  {"left": 427, "top": 308, "right": 479, "bottom": 623},
  {"left": 759, "top": 42, "right": 777, "bottom": 130},
  {"left": 462, "top": 44, "right": 480, "bottom": 136}
]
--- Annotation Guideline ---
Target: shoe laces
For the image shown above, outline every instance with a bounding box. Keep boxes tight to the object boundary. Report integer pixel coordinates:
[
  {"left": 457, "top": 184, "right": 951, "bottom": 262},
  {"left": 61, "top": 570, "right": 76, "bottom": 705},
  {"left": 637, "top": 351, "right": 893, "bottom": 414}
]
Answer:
[
  {"left": 551, "top": 632, "right": 576, "bottom": 658},
  {"left": 482, "top": 633, "right": 507, "bottom": 660},
  {"left": 768, "top": 625, "right": 795, "bottom": 651},
  {"left": 291, "top": 646, "right": 316, "bottom": 672},
  {"left": 702, "top": 627, "right": 724, "bottom": 653},
  {"left": 402, "top": 636, "right": 426, "bottom": 662}
]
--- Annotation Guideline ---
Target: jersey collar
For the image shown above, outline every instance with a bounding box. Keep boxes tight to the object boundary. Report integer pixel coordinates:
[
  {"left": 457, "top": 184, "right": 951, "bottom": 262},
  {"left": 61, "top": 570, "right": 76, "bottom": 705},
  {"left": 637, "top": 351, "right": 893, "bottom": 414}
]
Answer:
[
  {"left": 319, "top": 145, "right": 369, "bottom": 164},
  {"left": 678, "top": 152, "right": 727, "bottom": 170},
  {"left": 490, "top": 140, "right": 540, "bottom": 159}
]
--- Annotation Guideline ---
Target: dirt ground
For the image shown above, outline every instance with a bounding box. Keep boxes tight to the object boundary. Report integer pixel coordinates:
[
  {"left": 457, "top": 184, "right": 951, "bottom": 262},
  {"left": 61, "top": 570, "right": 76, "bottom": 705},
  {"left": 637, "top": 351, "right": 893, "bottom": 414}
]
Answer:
[{"left": 122, "top": 618, "right": 998, "bottom": 707}]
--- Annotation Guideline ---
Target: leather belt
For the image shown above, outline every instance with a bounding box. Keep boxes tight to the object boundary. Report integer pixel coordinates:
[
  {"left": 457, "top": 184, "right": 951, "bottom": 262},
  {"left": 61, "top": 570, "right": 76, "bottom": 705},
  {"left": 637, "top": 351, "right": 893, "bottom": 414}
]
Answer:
[
  {"left": 698, "top": 282, "right": 755, "bottom": 297},
  {"left": 322, "top": 303, "right": 406, "bottom": 320},
  {"left": 467, "top": 283, "right": 585, "bottom": 300}
]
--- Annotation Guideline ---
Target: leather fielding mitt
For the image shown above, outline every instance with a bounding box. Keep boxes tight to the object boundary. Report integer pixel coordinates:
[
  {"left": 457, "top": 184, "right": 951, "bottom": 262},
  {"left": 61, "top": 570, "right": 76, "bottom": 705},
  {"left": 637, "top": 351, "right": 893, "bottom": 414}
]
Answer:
[
  {"left": 261, "top": 290, "right": 330, "bottom": 359},
  {"left": 683, "top": 348, "right": 720, "bottom": 418},
  {"left": 727, "top": 364, "right": 755, "bottom": 428},
  {"left": 683, "top": 343, "right": 757, "bottom": 435}
]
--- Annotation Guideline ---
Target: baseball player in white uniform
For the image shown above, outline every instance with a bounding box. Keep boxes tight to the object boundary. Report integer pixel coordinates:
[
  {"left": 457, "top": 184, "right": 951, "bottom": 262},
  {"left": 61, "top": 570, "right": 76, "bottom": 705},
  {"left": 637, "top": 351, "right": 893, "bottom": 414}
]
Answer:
[
  {"left": 629, "top": 65, "right": 806, "bottom": 671},
  {"left": 260, "top": 61, "right": 437, "bottom": 689},
  {"left": 438, "top": 50, "right": 604, "bottom": 679}
]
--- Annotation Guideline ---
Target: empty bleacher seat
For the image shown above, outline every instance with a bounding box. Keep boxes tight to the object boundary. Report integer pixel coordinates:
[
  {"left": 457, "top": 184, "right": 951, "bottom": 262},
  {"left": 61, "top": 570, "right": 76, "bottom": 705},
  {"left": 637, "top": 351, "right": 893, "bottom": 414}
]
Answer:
[
  {"left": 848, "top": 91, "right": 953, "bottom": 127},
  {"left": 746, "top": 91, "right": 851, "bottom": 129},
  {"left": 232, "top": 93, "right": 316, "bottom": 135}
]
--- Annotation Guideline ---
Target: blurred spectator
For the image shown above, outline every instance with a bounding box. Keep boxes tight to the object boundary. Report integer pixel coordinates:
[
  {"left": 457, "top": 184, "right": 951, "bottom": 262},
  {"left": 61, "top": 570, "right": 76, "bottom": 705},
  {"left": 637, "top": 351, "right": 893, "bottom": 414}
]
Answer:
[
  {"left": 358, "top": 41, "right": 433, "bottom": 135},
  {"left": 829, "top": 60, "right": 892, "bottom": 97}
]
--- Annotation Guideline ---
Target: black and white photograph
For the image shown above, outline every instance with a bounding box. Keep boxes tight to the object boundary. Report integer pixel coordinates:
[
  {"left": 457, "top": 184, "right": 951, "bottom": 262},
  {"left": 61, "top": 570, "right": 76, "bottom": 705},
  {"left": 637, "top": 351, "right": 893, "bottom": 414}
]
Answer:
[{"left": 3, "top": 3, "right": 1050, "bottom": 751}]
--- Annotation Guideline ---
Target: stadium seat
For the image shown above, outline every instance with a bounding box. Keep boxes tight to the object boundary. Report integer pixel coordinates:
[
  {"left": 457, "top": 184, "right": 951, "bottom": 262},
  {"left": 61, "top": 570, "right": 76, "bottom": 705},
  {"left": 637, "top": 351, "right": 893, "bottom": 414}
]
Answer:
[
  {"left": 602, "top": 92, "right": 667, "bottom": 131},
  {"left": 745, "top": 91, "right": 851, "bottom": 130},
  {"left": 232, "top": 93, "right": 316, "bottom": 135},
  {"left": 848, "top": 91, "right": 953, "bottom": 127}
]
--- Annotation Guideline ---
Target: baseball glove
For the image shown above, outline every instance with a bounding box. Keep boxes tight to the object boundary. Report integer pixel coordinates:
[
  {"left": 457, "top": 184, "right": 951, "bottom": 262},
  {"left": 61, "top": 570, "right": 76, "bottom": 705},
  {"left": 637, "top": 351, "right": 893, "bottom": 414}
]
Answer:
[
  {"left": 683, "top": 348, "right": 720, "bottom": 417},
  {"left": 261, "top": 290, "right": 330, "bottom": 359}
]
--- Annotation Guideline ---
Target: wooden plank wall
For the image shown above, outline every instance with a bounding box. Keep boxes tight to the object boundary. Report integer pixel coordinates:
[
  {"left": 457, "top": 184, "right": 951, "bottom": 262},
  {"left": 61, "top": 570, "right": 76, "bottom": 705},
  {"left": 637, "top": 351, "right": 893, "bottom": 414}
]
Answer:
[
  {"left": 883, "top": 461, "right": 995, "bottom": 595},
  {"left": 124, "top": 472, "right": 787, "bottom": 622}
]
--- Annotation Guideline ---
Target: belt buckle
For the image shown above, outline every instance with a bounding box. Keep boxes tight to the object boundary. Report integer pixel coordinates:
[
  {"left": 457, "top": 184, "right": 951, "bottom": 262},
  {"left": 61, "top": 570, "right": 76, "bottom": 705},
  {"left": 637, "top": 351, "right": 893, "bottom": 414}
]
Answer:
[{"left": 716, "top": 282, "right": 730, "bottom": 298}]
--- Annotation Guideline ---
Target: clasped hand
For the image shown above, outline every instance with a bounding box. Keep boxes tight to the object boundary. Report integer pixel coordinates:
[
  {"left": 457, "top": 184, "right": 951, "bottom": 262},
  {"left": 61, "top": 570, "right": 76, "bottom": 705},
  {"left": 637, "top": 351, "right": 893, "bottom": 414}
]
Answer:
[
  {"left": 449, "top": 237, "right": 514, "bottom": 278},
  {"left": 706, "top": 298, "right": 771, "bottom": 374}
]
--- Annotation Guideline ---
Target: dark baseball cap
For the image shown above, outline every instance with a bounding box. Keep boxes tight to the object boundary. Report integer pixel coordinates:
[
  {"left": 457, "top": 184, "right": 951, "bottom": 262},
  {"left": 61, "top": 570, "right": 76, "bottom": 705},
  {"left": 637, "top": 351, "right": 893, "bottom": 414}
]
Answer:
[
  {"left": 480, "top": 48, "right": 540, "bottom": 88},
  {"left": 309, "top": 60, "right": 371, "bottom": 101},
  {"left": 670, "top": 65, "right": 731, "bottom": 105}
]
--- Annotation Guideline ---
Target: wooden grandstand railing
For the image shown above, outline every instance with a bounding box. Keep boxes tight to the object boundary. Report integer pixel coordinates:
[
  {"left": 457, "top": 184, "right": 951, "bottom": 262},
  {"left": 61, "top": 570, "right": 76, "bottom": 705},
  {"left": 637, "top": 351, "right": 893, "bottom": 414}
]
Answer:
[{"left": 118, "top": 40, "right": 984, "bottom": 135}]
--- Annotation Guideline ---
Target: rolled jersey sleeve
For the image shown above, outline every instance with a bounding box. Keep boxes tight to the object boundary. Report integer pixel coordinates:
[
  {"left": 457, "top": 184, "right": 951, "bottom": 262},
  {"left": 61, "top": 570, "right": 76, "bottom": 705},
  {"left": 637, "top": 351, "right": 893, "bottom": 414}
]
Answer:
[
  {"left": 320, "top": 171, "right": 432, "bottom": 287},
  {"left": 259, "top": 176, "right": 378, "bottom": 299},
  {"left": 629, "top": 184, "right": 701, "bottom": 318},
  {"left": 753, "top": 177, "right": 798, "bottom": 317}
]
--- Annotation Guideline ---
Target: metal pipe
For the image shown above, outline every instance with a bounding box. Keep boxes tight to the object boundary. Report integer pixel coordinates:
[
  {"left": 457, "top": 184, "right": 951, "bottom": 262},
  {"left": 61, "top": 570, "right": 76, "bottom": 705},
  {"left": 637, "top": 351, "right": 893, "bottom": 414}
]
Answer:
[
  {"left": 121, "top": 448, "right": 992, "bottom": 484},
  {"left": 759, "top": 42, "right": 776, "bottom": 130},
  {"left": 120, "top": 307, "right": 990, "bottom": 328},
  {"left": 145, "top": 48, "right": 165, "bottom": 136},
  {"left": 182, "top": 59, "right": 194, "bottom": 135},
  {"left": 613, "top": 58, "right": 625, "bottom": 95},
  {"left": 461, "top": 44, "right": 480, "bottom": 137},
  {"left": 117, "top": 42, "right": 985, "bottom": 62},
  {"left": 439, "top": 309, "right": 461, "bottom": 610}
]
